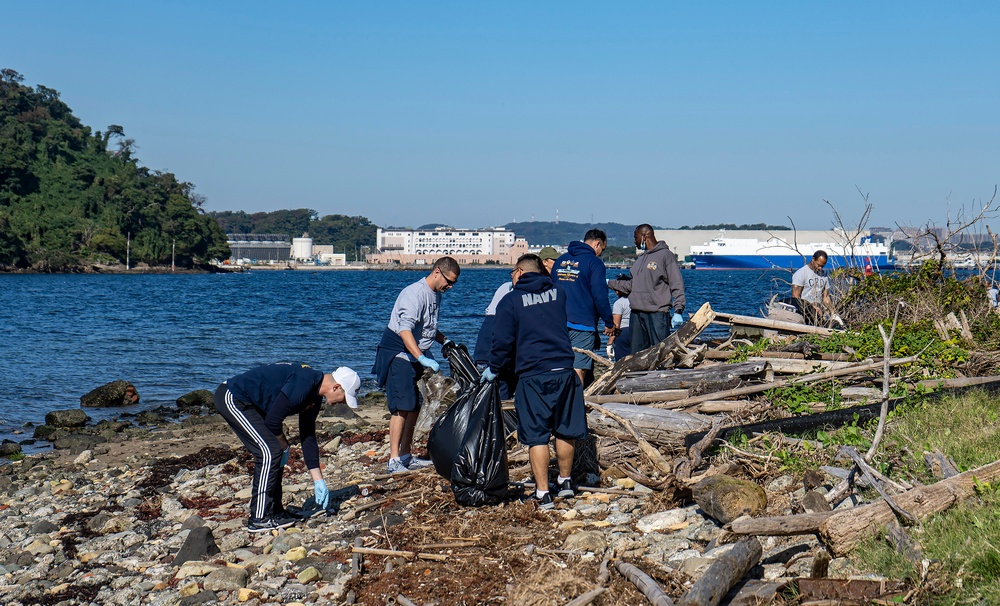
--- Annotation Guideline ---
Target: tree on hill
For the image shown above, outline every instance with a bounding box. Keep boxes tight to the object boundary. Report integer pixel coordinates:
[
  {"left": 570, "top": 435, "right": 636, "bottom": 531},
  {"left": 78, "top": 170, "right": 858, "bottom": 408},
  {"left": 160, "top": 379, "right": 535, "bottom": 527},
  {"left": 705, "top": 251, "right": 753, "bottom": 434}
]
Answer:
[
  {"left": 0, "top": 68, "right": 229, "bottom": 271},
  {"left": 207, "top": 209, "right": 377, "bottom": 261}
]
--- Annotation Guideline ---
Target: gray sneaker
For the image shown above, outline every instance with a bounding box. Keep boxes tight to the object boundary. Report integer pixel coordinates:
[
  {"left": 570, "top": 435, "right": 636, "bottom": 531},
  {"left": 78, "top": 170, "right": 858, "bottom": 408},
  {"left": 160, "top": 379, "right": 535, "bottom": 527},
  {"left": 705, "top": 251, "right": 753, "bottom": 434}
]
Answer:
[
  {"left": 406, "top": 456, "right": 434, "bottom": 469},
  {"left": 247, "top": 512, "right": 297, "bottom": 533},
  {"left": 534, "top": 492, "right": 554, "bottom": 510},
  {"left": 387, "top": 458, "right": 409, "bottom": 474},
  {"left": 556, "top": 479, "right": 574, "bottom": 499}
]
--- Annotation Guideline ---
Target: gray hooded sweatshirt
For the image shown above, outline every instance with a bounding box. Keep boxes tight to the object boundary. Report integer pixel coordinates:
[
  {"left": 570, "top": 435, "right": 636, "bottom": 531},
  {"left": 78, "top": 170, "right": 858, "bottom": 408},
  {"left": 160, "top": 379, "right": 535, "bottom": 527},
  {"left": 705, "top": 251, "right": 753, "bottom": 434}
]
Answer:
[{"left": 608, "top": 241, "right": 686, "bottom": 314}]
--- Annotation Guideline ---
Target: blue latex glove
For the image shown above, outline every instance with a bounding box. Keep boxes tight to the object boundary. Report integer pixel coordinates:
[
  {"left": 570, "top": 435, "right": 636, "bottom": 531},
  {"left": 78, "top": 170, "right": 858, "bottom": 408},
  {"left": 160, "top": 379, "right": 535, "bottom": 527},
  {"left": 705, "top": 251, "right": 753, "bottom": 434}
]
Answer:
[
  {"left": 417, "top": 355, "right": 440, "bottom": 372},
  {"left": 481, "top": 367, "right": 497, "bottom": 383},
  {"left": 671, "top": 313, "right": 684, "bottom": 329},
  {"left": 313, "top": 479, "right": 330, "bottom": 509},
  {"left": 278, "top": 448, "right": 290, "bottom": 468}
]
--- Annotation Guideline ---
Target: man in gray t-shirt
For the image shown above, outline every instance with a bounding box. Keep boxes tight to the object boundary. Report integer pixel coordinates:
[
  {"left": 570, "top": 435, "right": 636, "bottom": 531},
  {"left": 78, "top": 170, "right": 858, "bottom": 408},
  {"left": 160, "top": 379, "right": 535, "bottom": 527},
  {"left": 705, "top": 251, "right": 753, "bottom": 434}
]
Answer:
[{"left": 791, "top": 251, "right": 833, "bottom": 325}]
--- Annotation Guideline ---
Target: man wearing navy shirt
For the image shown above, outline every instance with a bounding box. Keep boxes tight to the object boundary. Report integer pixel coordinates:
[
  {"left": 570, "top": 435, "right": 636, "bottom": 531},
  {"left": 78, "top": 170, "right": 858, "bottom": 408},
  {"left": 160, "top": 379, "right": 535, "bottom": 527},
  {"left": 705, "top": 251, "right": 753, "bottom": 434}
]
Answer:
[
  {"left": 485, "top": 254, "right": 587, "bottom": 509},
  {"left": 553, "top": 230, "right": 616, "bottom": 386},
  {"left": 215, "top": 362, "right": 361, "bottom": 532}
]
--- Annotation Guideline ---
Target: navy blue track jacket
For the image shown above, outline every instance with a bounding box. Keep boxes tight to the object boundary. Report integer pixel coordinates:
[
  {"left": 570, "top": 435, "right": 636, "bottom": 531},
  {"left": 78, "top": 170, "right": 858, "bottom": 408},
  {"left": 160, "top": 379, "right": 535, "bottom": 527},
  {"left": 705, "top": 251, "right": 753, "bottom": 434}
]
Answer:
[
  {"left": 489, "top": 272, "right": 574, "bottom": 378},
  {"left": 227, "top": 363, "right": 324, "bottom": 469},
  {"left": 553, "top": 241, "right": 614, "bottom": 331}
]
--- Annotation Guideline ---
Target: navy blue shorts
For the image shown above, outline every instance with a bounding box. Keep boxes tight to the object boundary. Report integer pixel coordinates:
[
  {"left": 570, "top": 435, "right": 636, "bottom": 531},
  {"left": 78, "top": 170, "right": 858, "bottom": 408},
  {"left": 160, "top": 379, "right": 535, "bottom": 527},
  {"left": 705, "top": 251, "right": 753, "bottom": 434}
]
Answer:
[
  {"left": 386, "top": 357, "right": 423, "bottom": 413},
  {"left": 514, "top": 369, "right": 588, "bottom": 446}
]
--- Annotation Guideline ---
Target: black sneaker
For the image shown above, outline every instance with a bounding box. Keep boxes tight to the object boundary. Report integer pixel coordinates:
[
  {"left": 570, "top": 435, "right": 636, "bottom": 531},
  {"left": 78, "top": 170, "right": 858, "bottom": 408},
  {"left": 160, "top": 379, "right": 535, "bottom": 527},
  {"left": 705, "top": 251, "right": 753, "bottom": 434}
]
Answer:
[
  {"left": 247, "top": 512, "right": 297, "bottom": 533},
  {"left": 556, "top": 479, "right": 574, "bottom": 499},
  {"left": 533, "top": 492, "right": 554, "bottom": 510}
]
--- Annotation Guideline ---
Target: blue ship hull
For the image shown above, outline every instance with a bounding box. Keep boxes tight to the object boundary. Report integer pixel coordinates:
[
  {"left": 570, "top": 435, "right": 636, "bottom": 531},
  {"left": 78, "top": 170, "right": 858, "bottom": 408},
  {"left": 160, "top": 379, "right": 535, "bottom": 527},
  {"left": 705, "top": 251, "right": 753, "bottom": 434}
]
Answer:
[{"left": 692, "top": 254, "right": 896, "bottom": 270}]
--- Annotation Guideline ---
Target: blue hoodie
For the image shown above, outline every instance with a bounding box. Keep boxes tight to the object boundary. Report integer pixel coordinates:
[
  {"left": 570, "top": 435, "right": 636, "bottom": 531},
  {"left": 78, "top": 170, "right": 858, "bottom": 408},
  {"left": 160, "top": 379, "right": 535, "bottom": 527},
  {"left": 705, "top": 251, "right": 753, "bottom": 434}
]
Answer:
[
  {"left": 553, "top": 241, "right": 614, "bottom": 331},
  {"left": 489, "top": 272, "right": 574, "bottom": 378}
]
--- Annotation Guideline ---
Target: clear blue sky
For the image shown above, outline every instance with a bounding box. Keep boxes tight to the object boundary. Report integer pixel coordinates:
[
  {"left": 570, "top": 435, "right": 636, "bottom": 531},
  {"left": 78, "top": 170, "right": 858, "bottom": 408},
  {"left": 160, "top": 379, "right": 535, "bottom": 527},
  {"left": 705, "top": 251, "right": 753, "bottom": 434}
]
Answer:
[{"left": 5, "top": 2, "right": 999, "bottom": 231}]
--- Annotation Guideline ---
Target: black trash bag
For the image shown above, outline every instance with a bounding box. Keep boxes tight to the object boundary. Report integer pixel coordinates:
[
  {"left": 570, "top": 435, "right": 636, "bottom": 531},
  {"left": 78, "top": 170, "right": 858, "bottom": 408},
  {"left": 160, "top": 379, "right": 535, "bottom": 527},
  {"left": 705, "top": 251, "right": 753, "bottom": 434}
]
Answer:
[
  {"left": 427, "top": 380, "right": 509, "bottom": 506},
  {"left": 442, "top": 340, "right": 480, "bottom": 390}
]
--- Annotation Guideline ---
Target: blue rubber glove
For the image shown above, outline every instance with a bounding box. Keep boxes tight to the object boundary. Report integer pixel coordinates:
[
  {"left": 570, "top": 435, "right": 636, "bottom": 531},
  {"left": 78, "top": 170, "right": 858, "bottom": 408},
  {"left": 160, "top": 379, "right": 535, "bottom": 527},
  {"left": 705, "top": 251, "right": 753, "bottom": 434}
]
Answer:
[
  {"left": 671, "top": 313, "right": 684, "bottom": 329},
  {"left": 417, "top": 355, "right": 440, "bottom": 372},
  {"left": 314, "top": 479, "right": 330, "bottom": 509},
  {"left": 278, "top": 448, "right": 290, "bottom": 468},
  {"left": 481, "top": 367, "right": 497, "bottom": 383}
]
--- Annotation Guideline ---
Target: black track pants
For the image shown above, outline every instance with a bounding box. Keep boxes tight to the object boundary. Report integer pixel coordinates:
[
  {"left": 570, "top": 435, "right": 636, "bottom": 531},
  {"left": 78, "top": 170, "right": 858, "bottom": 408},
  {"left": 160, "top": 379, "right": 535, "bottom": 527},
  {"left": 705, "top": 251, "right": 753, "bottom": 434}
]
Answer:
[{"left": 214, "top": 383, "right": 284, "bottom": 520}]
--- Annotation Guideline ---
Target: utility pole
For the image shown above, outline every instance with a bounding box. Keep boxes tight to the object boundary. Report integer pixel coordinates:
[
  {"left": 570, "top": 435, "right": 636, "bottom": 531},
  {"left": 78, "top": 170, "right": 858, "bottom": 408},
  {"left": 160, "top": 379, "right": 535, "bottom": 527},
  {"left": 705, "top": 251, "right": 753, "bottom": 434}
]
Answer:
[{"left": 126, "top": 232, "right": 130, "bottom": 271}]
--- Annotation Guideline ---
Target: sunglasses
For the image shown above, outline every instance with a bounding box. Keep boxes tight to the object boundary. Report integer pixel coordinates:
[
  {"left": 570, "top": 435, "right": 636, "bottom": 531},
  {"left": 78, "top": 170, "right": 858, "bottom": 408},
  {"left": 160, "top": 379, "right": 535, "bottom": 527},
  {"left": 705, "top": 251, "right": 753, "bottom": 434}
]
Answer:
[{"left": 442, "top": 272, "right": 458, "bottom": 286}]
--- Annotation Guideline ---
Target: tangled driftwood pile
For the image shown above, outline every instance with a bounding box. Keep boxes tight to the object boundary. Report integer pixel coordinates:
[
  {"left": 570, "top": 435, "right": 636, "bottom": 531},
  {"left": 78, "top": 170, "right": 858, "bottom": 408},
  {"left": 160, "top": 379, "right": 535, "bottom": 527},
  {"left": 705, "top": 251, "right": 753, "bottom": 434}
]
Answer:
[{"left": 564, "top": 301, "right": 1000, "bottom": 604}]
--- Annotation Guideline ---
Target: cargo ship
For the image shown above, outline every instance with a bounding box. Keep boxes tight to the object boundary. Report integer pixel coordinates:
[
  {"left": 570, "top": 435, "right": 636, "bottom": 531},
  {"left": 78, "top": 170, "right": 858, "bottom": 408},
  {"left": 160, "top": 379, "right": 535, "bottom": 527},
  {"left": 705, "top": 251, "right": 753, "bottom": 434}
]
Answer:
[{"left": 690, "top": 234, "right": 895, "bottom": 270}]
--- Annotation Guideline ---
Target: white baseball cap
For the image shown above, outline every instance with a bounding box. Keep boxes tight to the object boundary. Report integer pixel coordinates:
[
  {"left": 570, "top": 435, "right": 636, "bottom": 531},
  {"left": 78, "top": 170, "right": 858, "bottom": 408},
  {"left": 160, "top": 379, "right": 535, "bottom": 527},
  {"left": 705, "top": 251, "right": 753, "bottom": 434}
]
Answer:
[{"left": 332, "top": 367, "right": 361, "bottom": 409}]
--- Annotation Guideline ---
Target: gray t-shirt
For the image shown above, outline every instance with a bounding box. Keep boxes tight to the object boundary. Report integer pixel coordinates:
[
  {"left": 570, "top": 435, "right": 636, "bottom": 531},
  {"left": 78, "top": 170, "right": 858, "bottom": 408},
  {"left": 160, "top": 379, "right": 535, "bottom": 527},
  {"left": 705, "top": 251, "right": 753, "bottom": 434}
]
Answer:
[
  {"left": 792, "top": 264, "right": 829, "bottom": 304},
  {"left": 387, "top": 278, "right": 441, "bottom": 359},
  {"left": 613, "top": 296, "right": 631, "bottom": 328}
]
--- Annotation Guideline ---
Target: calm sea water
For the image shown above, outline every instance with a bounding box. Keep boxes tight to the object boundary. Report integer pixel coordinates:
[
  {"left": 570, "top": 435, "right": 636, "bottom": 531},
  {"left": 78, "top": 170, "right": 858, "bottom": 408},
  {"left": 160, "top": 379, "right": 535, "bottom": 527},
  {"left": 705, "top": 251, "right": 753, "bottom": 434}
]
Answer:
[{"left": 0, "top": 268, "right": 788, "bottom": 446}]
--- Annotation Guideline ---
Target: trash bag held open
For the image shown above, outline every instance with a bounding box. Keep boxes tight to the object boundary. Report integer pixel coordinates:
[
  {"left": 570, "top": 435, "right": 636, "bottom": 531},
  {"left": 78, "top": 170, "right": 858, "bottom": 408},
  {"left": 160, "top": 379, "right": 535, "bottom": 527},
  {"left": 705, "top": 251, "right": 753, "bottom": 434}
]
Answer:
[{"left": 427, "top": 379, "right": 509, "bottom": 506}]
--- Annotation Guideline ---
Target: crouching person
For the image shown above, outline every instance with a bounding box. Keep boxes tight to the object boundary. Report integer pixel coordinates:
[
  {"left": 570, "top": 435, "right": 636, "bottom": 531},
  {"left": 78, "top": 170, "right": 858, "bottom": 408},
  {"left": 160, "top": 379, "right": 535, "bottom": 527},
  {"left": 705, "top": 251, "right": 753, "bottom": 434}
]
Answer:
[
  {"left": 484, "top": 254, "right": 587, "bottom": 509},
  {"left": 214, "top": 362, "right": 360, "bottom": 532}
]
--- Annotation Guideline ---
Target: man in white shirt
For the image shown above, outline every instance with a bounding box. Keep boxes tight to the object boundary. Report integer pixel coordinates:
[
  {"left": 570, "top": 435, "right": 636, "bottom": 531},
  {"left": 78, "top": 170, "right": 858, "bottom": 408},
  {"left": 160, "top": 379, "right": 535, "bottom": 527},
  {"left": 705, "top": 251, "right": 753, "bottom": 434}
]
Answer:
[{"left": 791, "top": 251, "right": 834, "bottom": 326}]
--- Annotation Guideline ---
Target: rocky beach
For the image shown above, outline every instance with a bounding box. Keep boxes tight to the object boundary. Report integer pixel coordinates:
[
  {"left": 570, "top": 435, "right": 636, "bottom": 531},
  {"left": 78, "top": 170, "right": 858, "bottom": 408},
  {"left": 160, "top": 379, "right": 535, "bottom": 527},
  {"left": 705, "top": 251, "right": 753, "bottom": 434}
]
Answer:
[{"left": 0, "top": 380, "right": 879, "bottom": 606}]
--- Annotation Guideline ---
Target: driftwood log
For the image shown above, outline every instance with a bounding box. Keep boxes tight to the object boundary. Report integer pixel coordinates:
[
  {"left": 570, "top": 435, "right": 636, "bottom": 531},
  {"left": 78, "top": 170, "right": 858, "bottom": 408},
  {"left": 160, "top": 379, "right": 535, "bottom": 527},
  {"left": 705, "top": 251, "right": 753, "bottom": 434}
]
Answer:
[
  {"left": 662, "top": 355, "right": 920, "bottom": 410},
  {"left": 820, "top": 457, "right": 1000, "bottom": 555},
  {"left": 587, "top": 302, "right": 716, "bottom": 397},
  {"left": 615, "top": 562, "right": 675, "bottom": 606},
  {"left": 923, "top": 451, "right": 960, "bottom": 480},
  {"left": 615, "top": 361, "right": 771, "bottom": 393},
  {"left": 916, "top": 375, "right": 1000, "bottom": 390},
  {"left": 728, "top": 511, "right": 836, "bottom": 536},
  {"left": 587, "top": 403, "right": 712, "bottom": 448},
  {"left": 676, "top": 537, "right": 763, "bottom": 606}
]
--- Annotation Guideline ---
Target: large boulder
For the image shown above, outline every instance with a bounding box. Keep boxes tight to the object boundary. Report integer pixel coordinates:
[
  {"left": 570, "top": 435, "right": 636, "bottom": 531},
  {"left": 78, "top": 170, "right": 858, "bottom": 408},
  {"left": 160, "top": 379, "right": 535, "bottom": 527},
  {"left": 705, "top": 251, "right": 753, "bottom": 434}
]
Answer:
[
  {"left": 174, "top": 526, "right": 221, "bottom": 567},
  {"left": 52, "top": 434, "right": 107, "bottom": 452},
  {"left": 176, "top": 389, "right": 214, "bottom": 410},
  {"left": 692, "top": 475, "right": 767, "bottom": 525},
  {"left": 81, "top": 380, "right": 140, "bottom": 407},
  {"left": 45, "top": 409, "right": 89, "bottom": 427}
]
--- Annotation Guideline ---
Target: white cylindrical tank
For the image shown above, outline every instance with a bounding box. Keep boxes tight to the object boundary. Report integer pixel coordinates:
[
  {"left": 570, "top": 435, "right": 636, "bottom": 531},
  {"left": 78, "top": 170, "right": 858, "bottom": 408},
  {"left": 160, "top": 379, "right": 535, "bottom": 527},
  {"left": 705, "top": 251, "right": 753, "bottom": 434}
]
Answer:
[{"left": 292, "top": 234, "right": 313, "bottom": 260}]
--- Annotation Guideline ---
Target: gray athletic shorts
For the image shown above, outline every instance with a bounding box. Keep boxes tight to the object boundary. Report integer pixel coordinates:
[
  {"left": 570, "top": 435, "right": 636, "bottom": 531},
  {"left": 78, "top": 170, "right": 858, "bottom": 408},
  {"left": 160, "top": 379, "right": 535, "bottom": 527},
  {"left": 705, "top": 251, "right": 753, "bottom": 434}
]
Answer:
[{"left": 568, "top": 328, "right": 599, "bottom": 370}]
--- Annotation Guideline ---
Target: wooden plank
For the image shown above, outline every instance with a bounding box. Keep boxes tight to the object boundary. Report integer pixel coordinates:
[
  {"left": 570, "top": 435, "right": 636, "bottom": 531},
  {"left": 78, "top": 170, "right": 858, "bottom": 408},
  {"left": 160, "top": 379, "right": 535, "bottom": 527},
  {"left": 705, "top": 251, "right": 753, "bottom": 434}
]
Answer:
[
  {"left": 696, "top": 400, "right": 752, "bottom": 413},
  {"left": 683, "top": 399, "right": 904, "bottom": 449},
  {"left": 662, "top": 356, "right": 918, "bottom": 411},
  {"left": 746, "top": 357, "right": 853, "bottom": 374},
  {"left": 586, "top": 389, "right": 689, "bottom": 404},
  {"left": 714, "top": 312, "right": 836, "bottom": 336}
]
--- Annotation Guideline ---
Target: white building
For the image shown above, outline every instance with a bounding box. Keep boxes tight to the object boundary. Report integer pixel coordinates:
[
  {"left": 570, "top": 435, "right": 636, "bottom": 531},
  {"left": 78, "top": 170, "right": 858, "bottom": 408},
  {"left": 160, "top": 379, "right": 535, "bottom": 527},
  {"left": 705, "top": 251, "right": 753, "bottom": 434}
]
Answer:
[{"left": 368, "top": 227, "right": 527, "bottom": 264}]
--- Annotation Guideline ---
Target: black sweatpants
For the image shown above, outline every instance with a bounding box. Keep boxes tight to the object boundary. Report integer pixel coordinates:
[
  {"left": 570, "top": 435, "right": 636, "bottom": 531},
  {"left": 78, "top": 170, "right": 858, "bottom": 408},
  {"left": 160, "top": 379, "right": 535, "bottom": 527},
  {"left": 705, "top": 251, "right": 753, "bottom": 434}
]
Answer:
[{"left": 214, "top": 383, "right": 284, "bottom": 520}]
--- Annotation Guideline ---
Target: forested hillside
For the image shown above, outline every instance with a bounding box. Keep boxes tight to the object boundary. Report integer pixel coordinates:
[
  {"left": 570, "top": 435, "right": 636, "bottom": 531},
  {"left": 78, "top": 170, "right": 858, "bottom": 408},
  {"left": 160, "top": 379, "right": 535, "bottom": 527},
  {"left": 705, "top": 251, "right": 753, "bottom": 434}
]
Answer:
[
  {"left": 0, "top": 69, "right": 229, "bottom": 271},
  {"left": 209, "top": 209, "right": 376, "bottom": 260}
]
